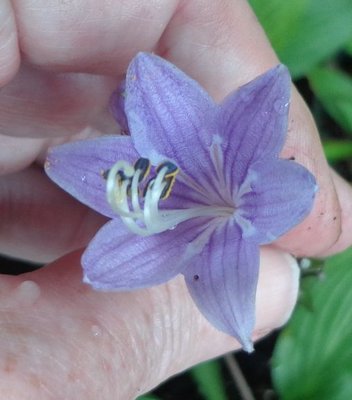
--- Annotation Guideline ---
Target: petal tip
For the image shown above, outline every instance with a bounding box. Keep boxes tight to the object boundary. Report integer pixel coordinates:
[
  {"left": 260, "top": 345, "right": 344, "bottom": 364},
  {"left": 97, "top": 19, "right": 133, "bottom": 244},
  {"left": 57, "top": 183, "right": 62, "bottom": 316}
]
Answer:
[
  {"left": 242, "top": 339, "right": 254, "bottom": 353},
  {"left": 44, "top": 158, "right": 51, "bottom": 173},
  {"left": 135, "top": 51, "right": 154, "bottom": 62},
  {"left": 272, "top": 63, "right": 290, "bottom": 80},
  {"left": 44, "top": 147, "right": 61, "bottom": 179},
  {"left": 129, "top": 51, "right": 159, "bottom": 72},
  {"left": 82, "top": 271, "right": 106, "bottom": 291},
  {"left": 82, "top": 269, "right": 98, "bottom": 289},
  {"left": 265, "top": 64, "right": 291, "bottom": 98},
  {"left": 82, "top": 273, "right": 91, "bottom": 285}
]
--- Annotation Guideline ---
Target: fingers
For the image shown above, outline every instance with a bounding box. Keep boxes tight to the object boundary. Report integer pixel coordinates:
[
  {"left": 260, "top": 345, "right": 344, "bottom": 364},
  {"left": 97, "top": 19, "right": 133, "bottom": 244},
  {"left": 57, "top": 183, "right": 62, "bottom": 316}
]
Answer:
[
  {"left": 12, "top": 0, "right": 178, "bottom": 75},
  {"left": 0, "top": 0, "right": 20, "bottom": 86},
  {"left": 2, "top": 0, "right": 351, "bottom": 257},
  {"left": 0, "top": 64, "right": 116, "bottom": 138},
  {"left": 0, "top": 134, "right": 45, "bottom": 175},
  {"left": 0, "top": 166, "right": 106, "bottom": 263},
  {"left": 0, "top": 247, "right": 299, "bottom": 398}
]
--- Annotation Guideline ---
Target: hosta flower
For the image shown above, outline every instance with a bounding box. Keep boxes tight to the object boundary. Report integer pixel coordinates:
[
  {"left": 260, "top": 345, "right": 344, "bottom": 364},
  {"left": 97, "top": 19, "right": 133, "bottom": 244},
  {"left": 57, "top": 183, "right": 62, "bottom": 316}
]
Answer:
[{"left": 45, "top": 53, "right": 317, "bottom": 351}]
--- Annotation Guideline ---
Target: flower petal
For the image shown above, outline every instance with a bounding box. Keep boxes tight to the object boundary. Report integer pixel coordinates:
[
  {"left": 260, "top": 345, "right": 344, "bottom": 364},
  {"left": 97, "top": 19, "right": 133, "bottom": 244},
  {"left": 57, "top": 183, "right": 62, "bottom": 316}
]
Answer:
[
  {"left": 219, "top": 65, "right": 291, "bottom": 187},
  {"left": 82, "top": 217, "right": 213, "bottom": 290},
  {"left": 125, "top": 52, "right": 217, "bottom": 175},
  {"left": 183, "top": 223, "right": 259, "bottom": 352},
  {"left": 238, "top": 159, "right": 317, "bottom": 244},
  {"left": 45, "top": 136, "right": 139, "bottom": 217},
  {"left": 110, "top": 80, "right": 129, "bottom": 134}
]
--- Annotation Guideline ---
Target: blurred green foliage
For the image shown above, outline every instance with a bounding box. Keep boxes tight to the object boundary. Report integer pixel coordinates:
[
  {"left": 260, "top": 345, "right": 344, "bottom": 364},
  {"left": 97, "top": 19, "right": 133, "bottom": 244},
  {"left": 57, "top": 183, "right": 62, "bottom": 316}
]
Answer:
[
  {"left": 323, "top": 140, "right": 352, "bottom": 162},
  {"left": 309, "top": 67, "right": 352, "bottom": 134},
  {"left": 346, "top": 38, "right": 352, "bottom": 56},
  {"left": 272, "top": 248, "right": 352, "bottom": 399},
  {"left": 249, "top": 0, "right": 352, "bottom": 78},
  {"left": 137, "top": 396, "right": 160, "bottom": 400},
  {"left": 190, "top": 359, "right": 228, "bottom": 400}
]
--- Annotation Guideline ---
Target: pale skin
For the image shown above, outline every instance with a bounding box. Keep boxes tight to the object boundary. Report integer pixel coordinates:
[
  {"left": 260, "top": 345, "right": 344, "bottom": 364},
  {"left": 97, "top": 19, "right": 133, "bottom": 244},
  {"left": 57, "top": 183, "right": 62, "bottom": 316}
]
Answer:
[{"left": 0, "top": 0, "right": 351, "bottom": 398}]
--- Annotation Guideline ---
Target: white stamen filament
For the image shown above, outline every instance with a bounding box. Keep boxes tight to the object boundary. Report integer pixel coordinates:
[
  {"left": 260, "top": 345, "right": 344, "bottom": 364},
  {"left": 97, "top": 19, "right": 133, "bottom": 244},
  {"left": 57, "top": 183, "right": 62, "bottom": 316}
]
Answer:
[
  {"left": 106, "top": 159, "right": 234, "bottom": 236},
  {"left": 130, "top": 169, "right": 142, "bottom": 213}
]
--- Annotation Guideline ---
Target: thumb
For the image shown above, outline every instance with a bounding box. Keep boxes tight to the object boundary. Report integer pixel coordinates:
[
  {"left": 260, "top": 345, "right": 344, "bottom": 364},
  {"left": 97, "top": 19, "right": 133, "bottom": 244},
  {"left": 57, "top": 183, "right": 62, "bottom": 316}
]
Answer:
[{"left": 0, "top": 247, "right": 298, "bottom": 399}]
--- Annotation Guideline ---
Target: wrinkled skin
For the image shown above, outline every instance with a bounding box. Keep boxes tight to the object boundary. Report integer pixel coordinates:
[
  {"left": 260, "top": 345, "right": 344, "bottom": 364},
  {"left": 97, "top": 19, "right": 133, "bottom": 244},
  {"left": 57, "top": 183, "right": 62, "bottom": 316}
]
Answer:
[{"left": 0, "top": 1, "right": 351, "bottom": 398}]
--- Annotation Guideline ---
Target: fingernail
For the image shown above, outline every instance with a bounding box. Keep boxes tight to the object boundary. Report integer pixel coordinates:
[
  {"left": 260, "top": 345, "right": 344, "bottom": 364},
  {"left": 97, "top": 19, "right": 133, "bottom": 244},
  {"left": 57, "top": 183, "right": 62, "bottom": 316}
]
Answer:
[{"left": 255, "top": 248, "right": 300, "bottom": 332}]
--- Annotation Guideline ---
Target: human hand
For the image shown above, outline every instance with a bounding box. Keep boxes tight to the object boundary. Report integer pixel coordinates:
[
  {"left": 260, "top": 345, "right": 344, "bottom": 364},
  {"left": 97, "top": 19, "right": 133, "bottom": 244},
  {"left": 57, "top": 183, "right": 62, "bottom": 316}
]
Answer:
[{"left": 1, "top": 1, "right": 351, "bottom": 398}]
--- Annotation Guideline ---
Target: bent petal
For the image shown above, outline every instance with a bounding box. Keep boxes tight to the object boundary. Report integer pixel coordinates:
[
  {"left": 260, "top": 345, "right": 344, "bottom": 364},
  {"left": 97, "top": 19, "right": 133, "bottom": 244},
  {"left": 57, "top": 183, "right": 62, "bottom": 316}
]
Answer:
[
  {"left": 219, "top": 65, "right": 291, "bottom": 188},
  {"left": 82, "top": 217, "right": 212, "bottom": 291},
  {"left": 183, "top": 223, "right": 259, "bottom": 352},
  {"left": 125, "top": 52, "right": 217, "bottom": 176},
  {"left": 45, "top": 136, "right": 138, "bottom": 217},
  {"left": 238, "top": 159, "right": 317, "bottom": 244}
]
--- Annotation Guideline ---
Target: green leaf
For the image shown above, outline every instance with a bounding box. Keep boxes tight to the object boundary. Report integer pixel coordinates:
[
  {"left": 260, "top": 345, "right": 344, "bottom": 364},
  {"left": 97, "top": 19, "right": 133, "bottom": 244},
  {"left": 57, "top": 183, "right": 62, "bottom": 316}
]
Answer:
[
  {"left": 272, "top": 247, "right": 352, "bottom": 400},
  {"left": 249, "top": 0, "right": 352, "bottom": 77},
  {"left": 323, "top": 140, "right": 352, "bottom": 162},
  {"left": 190, "top": 359, "right": 228, "bottom": 400},
  {"left": 345, "top": 37, "right": 352, "bottom": 56},
  {"left": 136, "top": 396, "right": 160, "bottom": 400},
  {"left": 309, "top": 67, "right": 352, "bottom": 134},
  {"left": 249, "top": 0, "right": 307, "bottom": 54}
]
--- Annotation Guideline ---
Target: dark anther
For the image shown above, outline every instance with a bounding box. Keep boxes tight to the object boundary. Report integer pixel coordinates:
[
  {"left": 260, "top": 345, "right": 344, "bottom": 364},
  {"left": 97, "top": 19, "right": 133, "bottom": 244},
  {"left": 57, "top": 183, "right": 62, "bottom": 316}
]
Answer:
[
  {"left": 193, "top": 274, "right": 199, "bottom": 281},
  {"left": 117, "top": 170, "right": 129, "bottom": 181},
  {"left": 102, "top": 168, "right": 130, "bottom": 182},
  {"left": 142, "top": 178, "right": 155, "bottom": 198},
  {"left": 134, "top": 158, "right": 151, "bottom": 182},
  {"left": 157, "top": 161, "right": 179, "bottom": 200},
  {"left": 156, "top": 161, "right": 179, "bottom": 178},
  {"left": 333, "top": 216, "right": 337, "bottom": 221},
  {"left": 160, "top": 175, "right": 177, "bottom": 200},
  {"left": 289, "top": 156, "right": 296, "bottom": 161},
  {"left": 102, "top": 169, "right": 132, "bottom": 191},
  {"left": 102, "top": 169, "right": 110, "bottom": 180}
]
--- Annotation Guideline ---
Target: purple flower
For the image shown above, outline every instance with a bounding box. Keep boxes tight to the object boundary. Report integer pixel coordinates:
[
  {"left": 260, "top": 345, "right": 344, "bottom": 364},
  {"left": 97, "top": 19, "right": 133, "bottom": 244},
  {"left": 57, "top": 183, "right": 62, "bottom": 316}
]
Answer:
[{"left": 45, "top": 53, "right": 317, "bottom": 351}]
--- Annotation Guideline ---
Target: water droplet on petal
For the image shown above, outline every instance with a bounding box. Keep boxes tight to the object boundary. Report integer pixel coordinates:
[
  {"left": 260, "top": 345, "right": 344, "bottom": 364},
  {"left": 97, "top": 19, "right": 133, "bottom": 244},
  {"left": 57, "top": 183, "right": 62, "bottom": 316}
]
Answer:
[
  {"left": 91, "top": 324, "right": 103, "bottom": 338},
  {"left": 81, "top": 175, "right": 87, "bottom": 182},
  {"left": 274, "top": 100, "right": 289, "bottom": 115},
  {"left": 15, "top": 280, "right": 41, "bottom": 306}
]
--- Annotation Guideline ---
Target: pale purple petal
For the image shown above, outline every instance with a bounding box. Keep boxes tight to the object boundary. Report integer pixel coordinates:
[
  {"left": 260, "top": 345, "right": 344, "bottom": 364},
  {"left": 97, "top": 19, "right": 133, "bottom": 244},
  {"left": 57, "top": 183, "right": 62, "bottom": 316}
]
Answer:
[
  {"left": 83, "top": 217, "right": 212, "bottom": 290},
  {"left": 45, "top": 136, "right": 139, "bottom": 217},
  {"left": 219, "top": 65, "right": 291, "bottom": 188},
  {"left": 125, "top": 52, "right": 217, "bottom": 176},
  {"left": 159, "top": 176, "right": 217, "bottom": 212},
  {"left": 183, "top": 223, "right": 259, "bottom": 352},
  {"left": 110, "top": 80, "right": 129, "bottom": 134},
  {"left": 237, "top": 159, "right": 317, "bottom": 244}
]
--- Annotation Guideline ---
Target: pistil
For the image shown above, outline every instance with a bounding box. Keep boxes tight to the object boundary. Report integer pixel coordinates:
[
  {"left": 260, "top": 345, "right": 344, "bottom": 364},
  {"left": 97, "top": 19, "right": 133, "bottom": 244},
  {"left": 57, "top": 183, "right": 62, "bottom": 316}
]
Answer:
[{"left": 106, "top": 158, "right": 234, "bottom": 236}]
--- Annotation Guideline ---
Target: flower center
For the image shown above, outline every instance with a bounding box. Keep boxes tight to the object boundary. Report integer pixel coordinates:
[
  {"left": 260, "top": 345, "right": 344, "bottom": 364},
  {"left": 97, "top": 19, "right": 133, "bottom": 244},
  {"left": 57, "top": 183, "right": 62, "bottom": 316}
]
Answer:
[{"left": 105, "top": 157, "right": 233, "bottom": 236}]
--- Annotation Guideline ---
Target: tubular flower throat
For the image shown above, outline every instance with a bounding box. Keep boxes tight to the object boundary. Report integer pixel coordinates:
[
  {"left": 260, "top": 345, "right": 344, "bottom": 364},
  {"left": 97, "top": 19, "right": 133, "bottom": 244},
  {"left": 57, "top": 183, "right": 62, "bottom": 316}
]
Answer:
[{"left": 45, "top": 53, "right": 317, "bottom": 352}]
